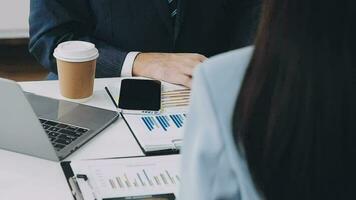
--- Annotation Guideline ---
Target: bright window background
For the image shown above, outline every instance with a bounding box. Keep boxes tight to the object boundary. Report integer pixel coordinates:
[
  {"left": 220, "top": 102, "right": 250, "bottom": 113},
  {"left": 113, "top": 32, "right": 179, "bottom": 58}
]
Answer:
[{"left": 0, "top": 0, "right": 29, "bottom": 38}]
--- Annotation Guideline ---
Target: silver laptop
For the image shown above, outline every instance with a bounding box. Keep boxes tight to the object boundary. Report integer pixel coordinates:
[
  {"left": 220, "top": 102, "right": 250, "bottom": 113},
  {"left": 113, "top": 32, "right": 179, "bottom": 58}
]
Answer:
[{"left": 0, "top": 78, "right": 119, "bottom": 161}]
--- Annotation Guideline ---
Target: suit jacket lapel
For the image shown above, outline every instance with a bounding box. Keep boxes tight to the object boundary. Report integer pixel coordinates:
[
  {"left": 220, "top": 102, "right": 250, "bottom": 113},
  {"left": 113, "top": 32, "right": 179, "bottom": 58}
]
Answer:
[{"left": 153, "top": 0, "right": 174, "bottom": 36}]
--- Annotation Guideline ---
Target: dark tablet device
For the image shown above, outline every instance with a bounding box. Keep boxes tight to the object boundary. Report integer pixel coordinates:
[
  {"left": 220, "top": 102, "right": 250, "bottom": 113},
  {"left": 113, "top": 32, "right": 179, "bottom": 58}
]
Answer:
[{"left": 119, "top": 79, "right": 161, "bottom": 111}]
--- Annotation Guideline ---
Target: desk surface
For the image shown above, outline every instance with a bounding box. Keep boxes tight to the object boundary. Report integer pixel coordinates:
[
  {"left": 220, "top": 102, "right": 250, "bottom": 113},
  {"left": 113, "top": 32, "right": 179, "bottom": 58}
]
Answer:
[{"left": 0, "top": 78, "right": 150, "bottom": 200}]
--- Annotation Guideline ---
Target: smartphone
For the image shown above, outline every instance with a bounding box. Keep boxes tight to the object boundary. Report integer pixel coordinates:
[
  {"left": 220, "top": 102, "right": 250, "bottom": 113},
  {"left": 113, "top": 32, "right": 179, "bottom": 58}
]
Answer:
[{"left": 119, "top": 79, "right": 161, "bottom": 111}]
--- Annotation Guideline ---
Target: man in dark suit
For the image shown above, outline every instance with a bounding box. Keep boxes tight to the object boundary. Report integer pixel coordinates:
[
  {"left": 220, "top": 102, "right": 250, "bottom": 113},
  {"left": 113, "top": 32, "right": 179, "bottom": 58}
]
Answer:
[{"left": 29, "top": 0, "right": 260, "bottom": 87}]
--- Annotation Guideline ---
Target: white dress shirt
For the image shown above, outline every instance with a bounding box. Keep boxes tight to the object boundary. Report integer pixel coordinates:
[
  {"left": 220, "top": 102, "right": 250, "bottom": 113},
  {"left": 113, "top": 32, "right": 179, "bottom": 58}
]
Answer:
[{"left": 120, "top": 52, "right": 140, "bottom": 77}]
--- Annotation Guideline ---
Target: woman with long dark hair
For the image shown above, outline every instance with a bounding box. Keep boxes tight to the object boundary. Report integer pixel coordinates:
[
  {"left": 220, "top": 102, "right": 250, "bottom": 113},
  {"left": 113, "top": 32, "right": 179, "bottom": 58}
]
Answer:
[{"left": 180, "top": 0, "right": 355, "bottom": 199}]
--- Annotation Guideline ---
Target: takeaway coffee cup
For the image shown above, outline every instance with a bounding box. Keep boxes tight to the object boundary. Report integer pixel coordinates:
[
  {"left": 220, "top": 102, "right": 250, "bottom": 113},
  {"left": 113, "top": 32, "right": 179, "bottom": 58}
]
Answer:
[{"left": 53, "top": 41, "right": 99, "bottom": 102}]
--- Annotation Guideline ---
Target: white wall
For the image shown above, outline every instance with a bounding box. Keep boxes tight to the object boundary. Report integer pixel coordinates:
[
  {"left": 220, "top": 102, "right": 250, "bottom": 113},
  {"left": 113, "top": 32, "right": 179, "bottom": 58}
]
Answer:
[{"left": 0, "top": 0, "right": 29, "bottom": 39}]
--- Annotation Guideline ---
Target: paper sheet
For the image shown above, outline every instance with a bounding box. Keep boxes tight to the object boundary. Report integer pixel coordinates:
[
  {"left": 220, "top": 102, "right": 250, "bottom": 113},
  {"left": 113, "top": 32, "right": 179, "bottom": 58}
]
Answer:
[
  {"left": 123, "top": 113, "right": 185, "bottom": 151},
  {"left": 70, "top": 155, "right": 181, "bottom": 199}
]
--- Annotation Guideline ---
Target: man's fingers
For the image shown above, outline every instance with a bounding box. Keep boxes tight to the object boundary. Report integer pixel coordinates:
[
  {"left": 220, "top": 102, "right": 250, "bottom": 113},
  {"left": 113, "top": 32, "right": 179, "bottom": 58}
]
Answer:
[
  {"left": 195, "top": 54, "right": 208, "bottom": 62},
  {"left": 184, "top": 53, "right": 207, "bottom": 62},
  {"left": 162, "top": 69, "right": 192, "bottom": 88},
  {"left": 132, "top": 52, "right": 205, "bottom": 87},
  {"left": 177, "top": 53, "right": 207, "bottom": 62},
  {"left": 173, "top": 74, "right": 192, "bottom": 88},
  {"left": 177, "top": 56, "right": 204, "bottom": 76},
  {"left": 184, "top": 79, "right": 192, "bottom": 88},
  {"left": 175, "top": 61, "right": 198, "bottom": 76}
]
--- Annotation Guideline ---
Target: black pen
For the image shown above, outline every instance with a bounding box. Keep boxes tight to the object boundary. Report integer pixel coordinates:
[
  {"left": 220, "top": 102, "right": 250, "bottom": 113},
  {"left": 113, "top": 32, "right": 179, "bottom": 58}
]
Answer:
[{"left": 105, "top": 86, "right": 119, "bottom": 108}]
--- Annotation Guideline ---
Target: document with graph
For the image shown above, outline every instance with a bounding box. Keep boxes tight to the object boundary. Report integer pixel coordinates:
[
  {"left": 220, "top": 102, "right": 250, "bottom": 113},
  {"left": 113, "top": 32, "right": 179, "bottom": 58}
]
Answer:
[
  {"left": 63, "top": 155, "right": 180, "bottom": 200},
  {"left": 122, "top": 112, "right": 186, "bottom": 154}
]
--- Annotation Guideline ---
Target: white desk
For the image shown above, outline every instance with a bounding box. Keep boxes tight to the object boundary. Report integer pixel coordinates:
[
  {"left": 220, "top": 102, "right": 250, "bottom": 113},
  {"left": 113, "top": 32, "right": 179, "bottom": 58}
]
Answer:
[{"left": 0, "top": 78, "right": 146, "bottom": 200}]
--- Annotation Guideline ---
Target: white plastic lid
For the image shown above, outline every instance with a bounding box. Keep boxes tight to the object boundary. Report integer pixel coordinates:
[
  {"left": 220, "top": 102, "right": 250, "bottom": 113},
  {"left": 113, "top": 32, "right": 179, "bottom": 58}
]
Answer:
[{"left": 53, "top": 41, "right": 99, "bottom": 62}]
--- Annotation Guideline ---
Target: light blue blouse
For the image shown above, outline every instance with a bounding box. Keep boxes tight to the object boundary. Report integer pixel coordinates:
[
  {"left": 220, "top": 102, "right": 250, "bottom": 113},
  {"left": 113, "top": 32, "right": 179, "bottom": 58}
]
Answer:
[{"left": 179, "top": 46, "right": 261, "bottom": 200}]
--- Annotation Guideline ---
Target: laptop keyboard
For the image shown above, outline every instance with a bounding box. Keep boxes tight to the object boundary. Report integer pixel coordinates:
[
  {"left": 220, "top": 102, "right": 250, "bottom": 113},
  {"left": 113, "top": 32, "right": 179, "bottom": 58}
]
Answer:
[{"left": 39, "top": 118, "right": 89, "bottom": 151}]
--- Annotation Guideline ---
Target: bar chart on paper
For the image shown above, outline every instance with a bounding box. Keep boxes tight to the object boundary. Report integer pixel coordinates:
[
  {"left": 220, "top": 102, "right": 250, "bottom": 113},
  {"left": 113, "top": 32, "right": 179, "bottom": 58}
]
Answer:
[
  {"left": 122, "top": 113, "right": 186, "bottom": 152},
  {"left": 123, "top": 113, "right": 186, "bottom": 135},
  {"left": 106, "top": 164, "right": 180, "bottom": 190},
  {"left": 141, "top": 114, "right": 186, "bottom": 132},
  {"left": 70, "top": 155, "right": 181, "bottom": 199}
]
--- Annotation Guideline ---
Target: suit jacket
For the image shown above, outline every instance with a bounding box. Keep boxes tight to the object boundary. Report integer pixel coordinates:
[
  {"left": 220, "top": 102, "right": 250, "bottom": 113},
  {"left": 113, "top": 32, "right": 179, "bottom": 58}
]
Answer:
[{"left": 29, "top": 0, "right": 260, "bottom": 78}]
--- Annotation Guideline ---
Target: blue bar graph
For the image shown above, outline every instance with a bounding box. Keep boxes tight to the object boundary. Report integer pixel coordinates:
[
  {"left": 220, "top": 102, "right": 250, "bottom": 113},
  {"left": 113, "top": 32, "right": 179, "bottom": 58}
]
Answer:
[
  {"left": 163, "top": 116, "right": 170, "bottom": 127},
  {"left": 161, "top": 116, "right": 170, "bottom": 127},
  {"left": 170, "top": 115, "right": 180, "bottom": 128},
  {"left": 141, "top": 114, "right": 186, "bottom": 132},
  {"left": 156, "top": 116, "right": 167, "bottom": 131},
  {"left": 178, "top": 115, "right": 184, "bottom": 124},
  {"left": 142, "top": 117, "right": 152, "bottom": 131},
  {"left": 157, "top": 116, "right": 166, "bottom": 128},
  {"left": 175, "top": 114, "right": 183, "bottom": 125},
  {"left": 174, "top": 115, "right": 183, "bottom": 127},
  {"left": 147, "top": 117, "right": 155, "bottom": 129}
]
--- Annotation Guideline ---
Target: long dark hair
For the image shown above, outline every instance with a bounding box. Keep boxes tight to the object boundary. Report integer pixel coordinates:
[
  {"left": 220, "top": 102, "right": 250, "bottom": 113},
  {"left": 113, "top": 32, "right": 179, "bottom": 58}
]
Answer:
[{"left": 234, "top": 0, "right": 355, "bottom": 199}]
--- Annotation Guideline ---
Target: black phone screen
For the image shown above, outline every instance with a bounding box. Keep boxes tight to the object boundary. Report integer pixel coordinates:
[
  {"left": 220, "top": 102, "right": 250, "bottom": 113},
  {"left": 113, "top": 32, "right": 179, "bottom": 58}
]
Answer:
[{"left": 119, "top": 79, "right": 161, "bottom": 111}]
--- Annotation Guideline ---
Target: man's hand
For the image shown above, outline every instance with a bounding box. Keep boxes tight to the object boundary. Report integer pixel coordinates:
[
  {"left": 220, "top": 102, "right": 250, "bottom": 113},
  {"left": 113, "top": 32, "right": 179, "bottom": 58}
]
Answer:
[{"left": 132, "top": 53, "right": 207, "bottom": 88}]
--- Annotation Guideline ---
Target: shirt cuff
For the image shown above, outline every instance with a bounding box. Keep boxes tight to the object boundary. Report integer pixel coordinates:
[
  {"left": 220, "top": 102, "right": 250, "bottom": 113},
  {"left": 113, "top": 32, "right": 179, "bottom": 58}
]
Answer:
[{"left": 120, "top": 51, "right": 140, "bottom": 77}]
